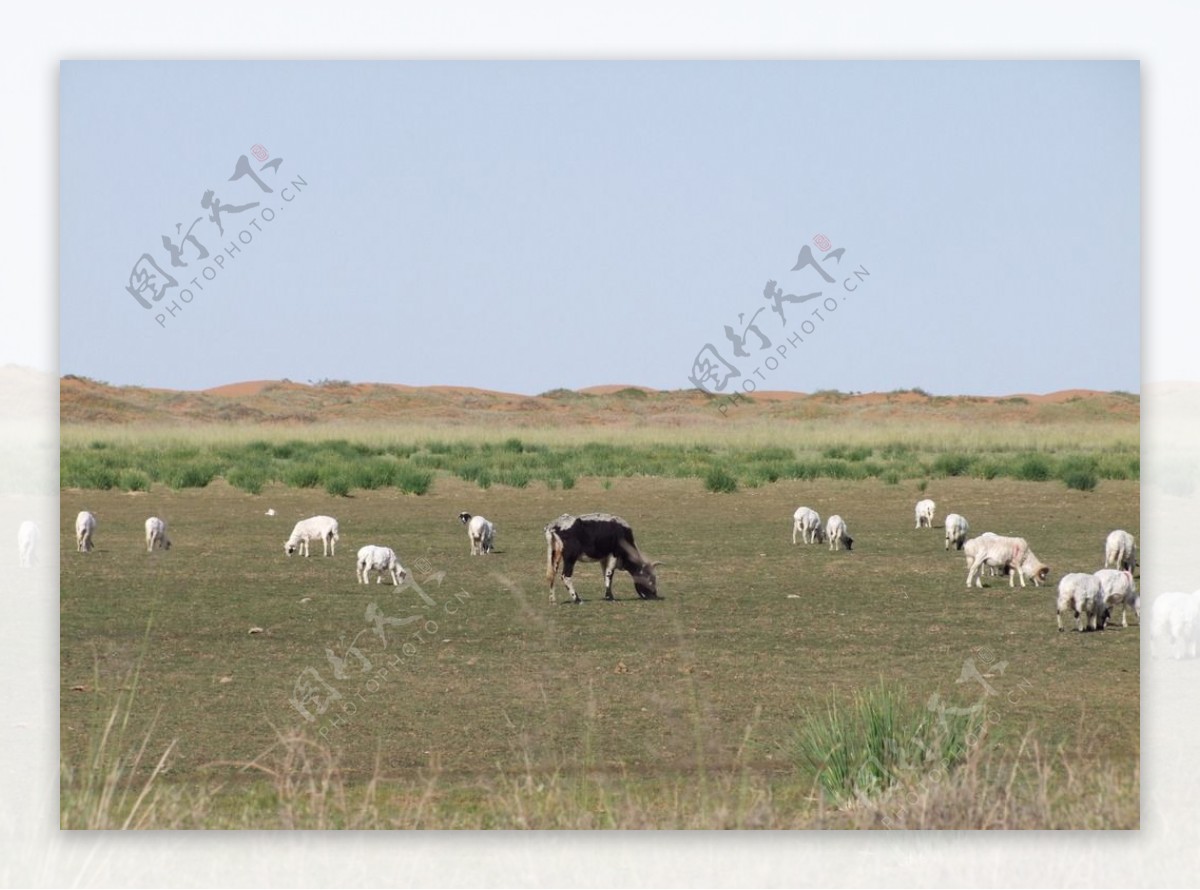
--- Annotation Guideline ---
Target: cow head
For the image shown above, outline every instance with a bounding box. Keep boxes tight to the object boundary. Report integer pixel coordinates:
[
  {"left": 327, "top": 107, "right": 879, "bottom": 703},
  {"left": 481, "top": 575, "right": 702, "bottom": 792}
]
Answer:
[{"left": 633, "top": 563, "right": 660, "bottom": 599}]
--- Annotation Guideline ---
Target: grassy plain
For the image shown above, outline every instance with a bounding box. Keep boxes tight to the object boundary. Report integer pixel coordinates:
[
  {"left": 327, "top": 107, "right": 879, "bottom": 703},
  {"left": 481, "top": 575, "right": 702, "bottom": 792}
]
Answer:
[
  {"left": 60, "top": 472, "right": 1139, "bottom": 828},
  {"left": 59, "top": 381, "right": 1140, "bottom": 828}
]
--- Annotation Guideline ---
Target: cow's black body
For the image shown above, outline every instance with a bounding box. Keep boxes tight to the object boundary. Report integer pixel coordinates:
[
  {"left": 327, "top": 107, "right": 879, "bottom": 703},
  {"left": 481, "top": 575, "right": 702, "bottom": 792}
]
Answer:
[{"left": 544, "top": 512, "right": 659, "bottom": 603}]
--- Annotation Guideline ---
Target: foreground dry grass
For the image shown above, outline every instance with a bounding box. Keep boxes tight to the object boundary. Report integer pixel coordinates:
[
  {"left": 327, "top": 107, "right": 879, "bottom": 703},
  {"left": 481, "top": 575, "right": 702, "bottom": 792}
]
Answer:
[{"left": 60, "top": 473, "right": 1139, "bottom": 829}]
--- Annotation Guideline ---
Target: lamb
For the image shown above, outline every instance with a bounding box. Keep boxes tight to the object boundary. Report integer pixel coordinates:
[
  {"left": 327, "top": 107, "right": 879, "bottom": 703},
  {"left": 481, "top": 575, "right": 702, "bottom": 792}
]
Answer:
[
  {"left": 1093, "top": 568, "right": 1139, "bottom": 628},
  {"left": 144, "top": 516, "right": 171, "bottom": 552},
  {"left": 458, "top": 512, "right": 495, "bottom": 555},
  {"left": 1104, "top": 530, "right": 1137, "bottom": 573},
  {"left": 356, "top": 545, "right": 406, "bottom": 585},
  {"left": 826, "top": 515, "right": 853, "bottom": 551},
  {"left": 75, "top": 511, "right": 96, "bottom": 553},
  {"left": 792, "top": 507, "right": 824, "bottom": 545},
  {"left": 944, "top": 513, "right": 969, "bottom": 551},
  {"left": 284, "top": 515, "right": 340, "bottom": 557},
  {"left": 17, "top": 520, "right": 38, "bottom": 568},
  {"left": 964, "top": 533, "right": 1050, "bottom": 589},
  {"left": 914, "top": 498, "right": 936, "bottom": 529},
  {"left": 1057, "top": 572, "right": 1107, "bottom": 632}
]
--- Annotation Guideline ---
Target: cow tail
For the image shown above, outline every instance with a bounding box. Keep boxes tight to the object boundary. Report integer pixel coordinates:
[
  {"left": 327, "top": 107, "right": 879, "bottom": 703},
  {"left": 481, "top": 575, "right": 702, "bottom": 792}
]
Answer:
[{"left": 545, "top": 527, "right": 562, "bottom": 586}]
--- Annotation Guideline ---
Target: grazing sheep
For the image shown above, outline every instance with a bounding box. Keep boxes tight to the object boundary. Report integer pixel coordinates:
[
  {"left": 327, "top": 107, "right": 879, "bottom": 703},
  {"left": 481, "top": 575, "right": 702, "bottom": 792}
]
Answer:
[
  {"left": 1151, "top": 592, "right": 1200, "bottom": 659},
  {"left": 1093, "top": 568, "right": 1139, "bottom": 628},
  {"left": 915, "top": 499, "right": 936, "bottom": 529},
  {"left": 826, "top": 515, "right": 853, "bottom": 551},
  {"left": 285, "top": 515, "right": 340, "bottom": 557},
  {"left": 458, "top": 512, "right": 495, "bottom": 555},
  {"left": 944, "top": 513, "right": 969, "bottom": 551},
  {"left": 1104, "top": 530, "right": 1137, "bottom": 573},
  {"left": 144, "top": 516, "right": 171, "bottom": 552},
  {"left": 1057, "top": 573, "right": 1107, "bottom": 632},
  {"left": 17, "top": 520, "right": 38, "bottom": 568},
  {"left": 75, "top": 511, "right": 96, "bottom": 553},
  {"left": 356, "top": 545, "right": 406, "bottom": 585},
  {"left": 964, "top": 533, "right": 1050, "bottom": 589},
  {"left": 792, "top": 507, "right": 824, "bottom": 545}
]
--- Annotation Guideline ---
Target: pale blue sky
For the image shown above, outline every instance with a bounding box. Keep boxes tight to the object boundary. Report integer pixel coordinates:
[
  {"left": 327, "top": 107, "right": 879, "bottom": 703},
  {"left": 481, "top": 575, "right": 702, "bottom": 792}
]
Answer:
[{"left": 60, "top": 61, "right": 1139, "bottom": 395}]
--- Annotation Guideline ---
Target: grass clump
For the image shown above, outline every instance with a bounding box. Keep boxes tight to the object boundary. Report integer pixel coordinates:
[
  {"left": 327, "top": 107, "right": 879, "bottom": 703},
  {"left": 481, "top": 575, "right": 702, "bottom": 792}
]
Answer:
[
  {"left": 1014, "top": 454, "right": 1053, "bottom": 482},
  {"left": 794, "top": 683, "right": 980, "bottom": 806},
  {"left": 703, "top": 466, "right": 739, "bottom": 493},
  {"left": 118, "top": 470, "right": 151, "bottom": 492},
  {"left": 1058, "top": 456, "right": 1099, "bottom": 492},
  {"left": 393, "top": 466, "right": 433, "bottom": 495}
]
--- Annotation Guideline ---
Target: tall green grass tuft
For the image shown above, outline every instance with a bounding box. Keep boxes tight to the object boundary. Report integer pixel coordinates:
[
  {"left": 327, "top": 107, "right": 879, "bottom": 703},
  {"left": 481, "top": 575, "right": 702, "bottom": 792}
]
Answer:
[
  {"left": 1059, "top": 456, "right": 1099, "bottom": 492},
  {"left": 793, "top": 683, "right": 980, "bottom": 806},
  {"left": 1015, "top": 454, "right": 1053, "bottom": 482},
  {"left": 704, "top": 466, "right": 739, "bottom": 493}
]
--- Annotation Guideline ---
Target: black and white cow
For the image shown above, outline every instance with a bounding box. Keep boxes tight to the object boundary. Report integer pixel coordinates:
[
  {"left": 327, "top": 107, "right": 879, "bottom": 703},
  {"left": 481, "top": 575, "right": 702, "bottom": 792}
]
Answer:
[{"left": 544, "top": 512, "right": 660, "bottom": 603}]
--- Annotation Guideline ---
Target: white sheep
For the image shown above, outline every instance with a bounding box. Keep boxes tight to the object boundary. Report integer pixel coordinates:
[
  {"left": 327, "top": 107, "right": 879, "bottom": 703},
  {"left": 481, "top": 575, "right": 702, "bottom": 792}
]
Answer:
[
  {"left": 914, "top": 498, "right": 936, "bottom": 529},
  {"left": 826, "top": 515, "right": 853, "bottom": 551},
  {"left": 356, "top": 545, "right": 406, "bottom": 585},
  {"left": 285, "top": 515, "right": 340, "bottom": 557},
  {"left": 1093, "top": 568, "right": 1139, "bottom": 628},
  {"left": 144, "top": 516, "right": 171, "bottom": 552},
  {"left": 1104, "top": 529, "right": 1137, "bottom": 573},
  {"left": 1056, "top": 572, "right": 1106, "bottom": 632},
  {"left": 1151, "top": 591, "right": 1200, "bottom": 659},
  {"left": 944, "top": 513, "right": 969, "bottom": 551},
  {"left": 17, "top": 520, "right": 38, "bottom": 568},
  {"left": 792, "top": 507, "right": 824, "bottom": 545},
  {"left": 458, "top": 512, "right": 495, "bottom": 555},
  {"left": 964, "top": 533, "right": 1050, "bottom": 589},
  {"left": 75, "top": 511, "right": 96, "bottom": 553}
]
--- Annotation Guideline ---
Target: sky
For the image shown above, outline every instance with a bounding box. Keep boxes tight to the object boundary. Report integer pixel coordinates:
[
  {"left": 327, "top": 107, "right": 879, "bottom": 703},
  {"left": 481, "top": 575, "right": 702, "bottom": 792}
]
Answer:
[{"left": 59, "top": 61, "right": 1140, "bottom": 396}]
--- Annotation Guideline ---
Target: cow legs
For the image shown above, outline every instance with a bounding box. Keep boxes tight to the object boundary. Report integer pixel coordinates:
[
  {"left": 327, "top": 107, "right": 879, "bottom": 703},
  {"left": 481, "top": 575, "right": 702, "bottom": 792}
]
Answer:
[
  {"left": 602, "top": 555, "right": 617, "bottom": 600},
  {"left": 561, "top": 557, "right": 582, "bottom": 604}
]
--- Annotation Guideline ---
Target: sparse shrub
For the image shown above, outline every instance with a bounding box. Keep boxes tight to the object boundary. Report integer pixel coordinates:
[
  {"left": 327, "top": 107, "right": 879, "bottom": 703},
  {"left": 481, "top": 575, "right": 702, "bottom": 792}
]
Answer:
[
  {"left": 351, "top": 460, "right": 396, "bottom": 491},
  {"left": 1015, "top": 454, "right": 1053, "bottom": 482},
  {"left": 933, "top": 454, "right": 972, "bottom": 477},
  {"left": 285, "top": 465, "right": 322, "bottom": 489},
  {"left": 973, "top": 461, "right": 1001, "bottom": 481},
  {"left": 393, "top": 466, "right": 433, "bottom": 495},
  {"left": 1059, "top": 456, "right": 1099, "bottom": 492},
  {"left": 495, "top": 468, "right": 530, "bottom": 489},
  {"left": 559, "top": 473, "right": 576, "bottom": 490},
  {"left": 324, "top": 475, "right": 352, "bottom": 497},
  {"left": 883, "top": 470, "right": 900, "bottom": 485},
  {"left": 704, "top": 466, "right": 739, "bottom": 493},
  {"left": 917, "top": 480, "right": 928, "bottom": 493},
  {"left": 164, "top": 462, "right": 218, "bottom": 489},
  {"left": 226, "top": 466, "right": 268, "bottom": 494},
  {"left": 119, "top": 470, "right": 151, "bottom": 492}
]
